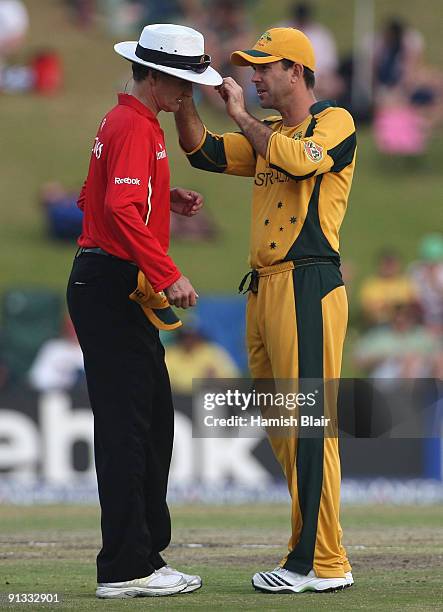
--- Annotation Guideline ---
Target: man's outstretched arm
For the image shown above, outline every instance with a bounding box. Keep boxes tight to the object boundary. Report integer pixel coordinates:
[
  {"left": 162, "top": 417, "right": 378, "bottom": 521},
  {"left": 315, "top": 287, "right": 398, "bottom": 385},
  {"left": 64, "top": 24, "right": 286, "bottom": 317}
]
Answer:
[
  {"left": 174, "top": 97, "right": 205, "bottom": 153},
  {"left": 176, "top": 81, "right": 271, "bottom": 158},
  {"left": 174, "top": 92, "right": 257, "bottom": 177}
]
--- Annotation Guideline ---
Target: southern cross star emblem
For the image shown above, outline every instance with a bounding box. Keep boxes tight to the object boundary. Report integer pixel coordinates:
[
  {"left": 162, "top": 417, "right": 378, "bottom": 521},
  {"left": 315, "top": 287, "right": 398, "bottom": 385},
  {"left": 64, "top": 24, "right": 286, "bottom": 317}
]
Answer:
[
  {"left": 264, "top": 219, "right": 270, "bottom": 226},
  {"left": 259, "top": 31, "right": 272, "bottom": 43},
  {"left": 290, "top": 216, "right": 297, "bottom": 224},
  {"left": 277, "top": 202, "right": 283, "bottom": 209},
  {"left": 270, "top": 242, "right": 277, "bottom": 249}
]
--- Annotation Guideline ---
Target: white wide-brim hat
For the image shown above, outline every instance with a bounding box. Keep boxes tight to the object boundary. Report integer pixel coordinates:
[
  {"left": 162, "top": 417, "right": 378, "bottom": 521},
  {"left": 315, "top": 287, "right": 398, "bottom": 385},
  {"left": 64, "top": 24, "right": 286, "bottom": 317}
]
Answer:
[{"left": 114, "top": 23, "right": 222, "bottom": 87}]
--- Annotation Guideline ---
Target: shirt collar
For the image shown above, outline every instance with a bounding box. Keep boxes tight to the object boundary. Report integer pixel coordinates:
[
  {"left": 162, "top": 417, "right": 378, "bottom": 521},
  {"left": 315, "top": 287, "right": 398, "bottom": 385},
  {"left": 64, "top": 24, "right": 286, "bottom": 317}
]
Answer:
[
  {"left": 118, "top": 93, "right": 158, "bottom": 123},
  {"left": 309, "top": 100, "right": 337, "bottom": 116}
]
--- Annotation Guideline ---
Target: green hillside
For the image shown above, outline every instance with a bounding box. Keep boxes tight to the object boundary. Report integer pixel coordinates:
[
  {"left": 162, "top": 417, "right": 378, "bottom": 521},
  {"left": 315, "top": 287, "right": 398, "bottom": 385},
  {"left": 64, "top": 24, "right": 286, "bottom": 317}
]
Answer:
[{"left": 1, "top": 0, "right": 442, "bottom": 304}]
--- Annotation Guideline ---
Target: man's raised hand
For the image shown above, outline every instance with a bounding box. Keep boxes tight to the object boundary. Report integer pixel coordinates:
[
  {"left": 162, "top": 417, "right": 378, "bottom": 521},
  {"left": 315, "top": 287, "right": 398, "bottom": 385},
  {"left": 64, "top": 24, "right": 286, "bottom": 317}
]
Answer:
[{"left": 216, "top": 77, "right": 247, "bottom": 121}]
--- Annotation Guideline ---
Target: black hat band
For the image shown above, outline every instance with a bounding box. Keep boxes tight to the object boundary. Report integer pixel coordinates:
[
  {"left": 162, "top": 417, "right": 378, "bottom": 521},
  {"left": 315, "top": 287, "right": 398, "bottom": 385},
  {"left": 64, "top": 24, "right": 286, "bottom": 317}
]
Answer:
[{"left": 135, "top": 44, "right": 210, "bottom": 73}]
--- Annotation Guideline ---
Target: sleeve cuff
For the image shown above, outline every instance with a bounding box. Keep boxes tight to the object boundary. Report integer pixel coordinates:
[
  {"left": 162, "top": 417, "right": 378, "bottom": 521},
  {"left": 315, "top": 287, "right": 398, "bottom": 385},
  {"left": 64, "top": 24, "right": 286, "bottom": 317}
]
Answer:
[
  {"left": 266, "top": 131, "right": 278, "bottom": 164},
  {"left": 152, "top": 269, "right": 182, "bottom": 293},
  {"left": 182, "top": 126, "right": 208, "bottom": 156}
]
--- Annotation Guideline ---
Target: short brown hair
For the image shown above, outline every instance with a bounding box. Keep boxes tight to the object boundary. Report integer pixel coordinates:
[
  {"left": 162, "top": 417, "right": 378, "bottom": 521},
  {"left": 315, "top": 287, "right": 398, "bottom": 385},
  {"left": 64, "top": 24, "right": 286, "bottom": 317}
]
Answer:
[
  {"left": 281, "top": 59, "right": 315, "bottom": 89},
  {"left": 132, "top": 62, "right": 151, "bottom": 82}
]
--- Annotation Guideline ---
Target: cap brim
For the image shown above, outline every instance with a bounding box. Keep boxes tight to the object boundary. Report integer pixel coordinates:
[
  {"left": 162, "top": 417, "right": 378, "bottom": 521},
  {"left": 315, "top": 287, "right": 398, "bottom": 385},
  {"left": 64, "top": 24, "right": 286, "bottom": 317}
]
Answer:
[
  {"left": 114, "top": 42, "right": 223, "bottom": 86},
  {"left": 147, "top": 306, "right": 182, "bottom": 331},
  {"left": 231, "top": 49, "right": 283, "bottom": 66}
]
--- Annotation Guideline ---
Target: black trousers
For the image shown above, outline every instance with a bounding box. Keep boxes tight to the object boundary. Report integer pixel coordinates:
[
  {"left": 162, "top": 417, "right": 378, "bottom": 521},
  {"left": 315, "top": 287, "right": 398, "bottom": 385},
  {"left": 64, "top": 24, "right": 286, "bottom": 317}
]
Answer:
[{"left": 67, "top": 253, "right": 174, "bottom": 583}]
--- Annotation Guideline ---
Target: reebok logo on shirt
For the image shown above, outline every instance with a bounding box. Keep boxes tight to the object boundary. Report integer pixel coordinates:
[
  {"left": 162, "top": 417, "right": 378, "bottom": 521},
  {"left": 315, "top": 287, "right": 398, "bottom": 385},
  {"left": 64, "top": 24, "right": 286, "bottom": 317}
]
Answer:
[
  {"left": 114, "top": 177, "right": 141, "bottom": 185},
  {"left": 156, "top": 144, "right": 167, "bottom": 160}
]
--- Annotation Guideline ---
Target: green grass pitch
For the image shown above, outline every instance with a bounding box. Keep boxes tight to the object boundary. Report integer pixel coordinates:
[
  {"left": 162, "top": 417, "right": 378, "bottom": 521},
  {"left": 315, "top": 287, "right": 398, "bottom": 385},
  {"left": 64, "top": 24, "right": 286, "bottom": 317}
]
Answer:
[{"left": 1, "top": 504, "right": 442, "bottom": 610}]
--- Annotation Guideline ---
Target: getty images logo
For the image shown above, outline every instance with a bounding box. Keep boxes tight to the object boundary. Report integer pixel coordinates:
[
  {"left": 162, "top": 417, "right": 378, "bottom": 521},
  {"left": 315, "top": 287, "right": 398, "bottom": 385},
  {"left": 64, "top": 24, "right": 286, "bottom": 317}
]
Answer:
[{"left": 114, "top": 177, "right": 141, "bottom": 185}]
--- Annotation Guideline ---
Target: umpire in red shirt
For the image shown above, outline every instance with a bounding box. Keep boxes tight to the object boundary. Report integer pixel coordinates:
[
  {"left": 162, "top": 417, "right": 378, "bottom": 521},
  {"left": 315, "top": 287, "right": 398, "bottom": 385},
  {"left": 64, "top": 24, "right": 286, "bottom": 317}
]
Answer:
[{"left": 67, "top": 24, "right": 222, "bottom": 599}]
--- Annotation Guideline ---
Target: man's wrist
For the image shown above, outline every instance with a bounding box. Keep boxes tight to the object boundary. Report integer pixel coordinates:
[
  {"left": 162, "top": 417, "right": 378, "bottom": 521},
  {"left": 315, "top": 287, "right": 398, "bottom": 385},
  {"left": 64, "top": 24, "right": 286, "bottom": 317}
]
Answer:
[
  {"left": 231, "top": 110, "right": 271, "bottom": 158},
  {"left": 232, "top": 108, "right": 251, "bottom": 127}
]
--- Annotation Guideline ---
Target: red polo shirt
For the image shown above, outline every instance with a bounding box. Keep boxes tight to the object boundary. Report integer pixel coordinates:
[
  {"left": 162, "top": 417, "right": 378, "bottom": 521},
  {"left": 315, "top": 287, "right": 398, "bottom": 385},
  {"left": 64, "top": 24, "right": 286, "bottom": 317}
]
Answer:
[{"left": 77, "top": 94, "right": 181, "bottom": 292}]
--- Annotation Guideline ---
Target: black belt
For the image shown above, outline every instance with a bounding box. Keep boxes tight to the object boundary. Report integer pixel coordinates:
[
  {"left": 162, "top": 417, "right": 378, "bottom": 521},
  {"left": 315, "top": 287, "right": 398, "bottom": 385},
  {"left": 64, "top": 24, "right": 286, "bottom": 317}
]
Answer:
[
  {"left": 76, "top": 247, "right": 137, "bottom": 266},
  {"left": 238, "top": 257, "right": 338, "bottom": 294}
]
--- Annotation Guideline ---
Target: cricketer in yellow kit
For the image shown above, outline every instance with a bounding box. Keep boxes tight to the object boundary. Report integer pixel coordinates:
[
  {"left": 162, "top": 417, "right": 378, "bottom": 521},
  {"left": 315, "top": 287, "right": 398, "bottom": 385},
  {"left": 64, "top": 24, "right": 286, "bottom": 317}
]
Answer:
[{"left": 175, "top": 27, "right": 356, "bottom": 594}]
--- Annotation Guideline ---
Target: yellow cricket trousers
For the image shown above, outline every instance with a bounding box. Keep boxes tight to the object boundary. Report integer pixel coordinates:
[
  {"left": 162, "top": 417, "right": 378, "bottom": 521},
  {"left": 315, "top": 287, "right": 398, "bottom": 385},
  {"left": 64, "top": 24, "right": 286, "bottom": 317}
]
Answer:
[{"left": 246, "top": 260, "right": 351, "bottom": 578}]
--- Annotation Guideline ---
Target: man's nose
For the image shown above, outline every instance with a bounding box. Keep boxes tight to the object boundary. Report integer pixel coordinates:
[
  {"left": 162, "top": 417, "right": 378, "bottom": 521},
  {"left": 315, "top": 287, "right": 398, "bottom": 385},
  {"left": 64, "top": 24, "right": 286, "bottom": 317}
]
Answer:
[{"left": 251, "top": 71, "right": 261, "bottom": 83}]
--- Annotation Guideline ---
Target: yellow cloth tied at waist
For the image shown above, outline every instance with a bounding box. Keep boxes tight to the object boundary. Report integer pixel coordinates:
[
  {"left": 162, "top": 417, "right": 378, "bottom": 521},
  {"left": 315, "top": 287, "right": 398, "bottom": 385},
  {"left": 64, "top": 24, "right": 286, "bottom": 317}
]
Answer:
[
  {"left": 256, "top": 261, "right": 295, "bottom": 277},
  {"left": 129, "top": 270, "right": 182, "bottom": 331}
]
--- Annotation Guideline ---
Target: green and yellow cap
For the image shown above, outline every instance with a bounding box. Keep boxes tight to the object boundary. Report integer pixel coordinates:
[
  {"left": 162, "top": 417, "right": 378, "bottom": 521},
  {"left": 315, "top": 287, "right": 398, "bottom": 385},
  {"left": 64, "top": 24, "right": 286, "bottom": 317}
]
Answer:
[{"left": 231, "top": 27, "right": 316, "bottom": 72}]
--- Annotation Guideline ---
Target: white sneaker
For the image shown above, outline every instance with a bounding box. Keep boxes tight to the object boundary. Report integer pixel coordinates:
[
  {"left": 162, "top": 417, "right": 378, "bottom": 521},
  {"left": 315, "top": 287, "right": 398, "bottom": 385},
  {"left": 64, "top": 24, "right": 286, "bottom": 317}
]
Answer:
[
  {"left": 156, "top": 565, "right": 202, "bottom": 593},
  {"left": 345, "top": 571, "right": 354, "bottom": 587},
  {"left": 252, "top": 567, "right": 347, "bottom": 593},
  {"left": 96, "top": 571, "right": 187, "bottom": 598}
]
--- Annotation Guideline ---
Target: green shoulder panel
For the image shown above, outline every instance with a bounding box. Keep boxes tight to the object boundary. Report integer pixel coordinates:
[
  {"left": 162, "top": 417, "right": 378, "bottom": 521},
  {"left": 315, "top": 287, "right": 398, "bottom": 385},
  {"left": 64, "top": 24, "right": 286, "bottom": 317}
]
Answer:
[{"left": 188, "top": 132, "right": 228, "bottom": 173}]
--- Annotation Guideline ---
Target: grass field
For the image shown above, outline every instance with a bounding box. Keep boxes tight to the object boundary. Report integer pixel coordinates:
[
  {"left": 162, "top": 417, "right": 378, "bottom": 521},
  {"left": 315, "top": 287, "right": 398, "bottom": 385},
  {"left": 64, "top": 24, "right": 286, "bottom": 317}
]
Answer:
[
  {"left": 1, "top": 1, "right": 443, "bottom": 376},
  {"left": 2, "top": 0, "right": 443, "bottom": 297},
  {"left": 1, "top": 503, "right": 442, "bottom": 610}
]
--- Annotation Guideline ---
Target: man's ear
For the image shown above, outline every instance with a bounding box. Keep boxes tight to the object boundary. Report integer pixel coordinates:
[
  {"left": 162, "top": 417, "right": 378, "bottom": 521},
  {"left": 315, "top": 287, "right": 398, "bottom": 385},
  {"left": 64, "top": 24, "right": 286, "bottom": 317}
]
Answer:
[{"left": 291, "top": 63, "right": 304, "bottom": 83}]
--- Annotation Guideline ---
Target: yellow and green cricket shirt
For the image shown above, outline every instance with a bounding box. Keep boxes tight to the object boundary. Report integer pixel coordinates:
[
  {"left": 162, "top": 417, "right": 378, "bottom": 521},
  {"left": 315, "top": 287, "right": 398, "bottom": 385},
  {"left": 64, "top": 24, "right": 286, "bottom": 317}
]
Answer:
[
  {"left": 186, "top": 100, "right": 356, "bottom": 578},
  {"left": 185, "top": 100, "right": 356, "bottom": 269}
]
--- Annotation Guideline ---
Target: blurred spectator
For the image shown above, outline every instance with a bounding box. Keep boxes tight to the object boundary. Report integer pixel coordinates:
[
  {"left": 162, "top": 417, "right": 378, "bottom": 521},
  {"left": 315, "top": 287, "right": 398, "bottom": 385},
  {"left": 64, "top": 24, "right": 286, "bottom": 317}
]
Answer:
[
  {"left": 97, "top": 0, "right": 197, "bottom": 37},
  {"left": 0, "top": 1, "right": 62, "bottom": 94},
  {"left": 97, "top": 0, "right": 143, "bottom": 36},
  {"left": 28, "top": 317, "right": 84, "bottom": 392},
  {"left": 373, "top": 88, "right": 429, "bottom": 157},
  {"left": 374, "top": 18, "right": 424, "bottom": 92},
  {"left": 359, "top": 250, "right": 417, "bottom": 327},
  {"left": 338, "top": 16, "right": 443, "bottom": 124},
  {"left": 31, "top": 49, "right": 63, "bottom": 94},
  {"left": 0, "top": 47, "right": 63, "bottom": 95},
  {"left": 335, "top": 55, "right": 374, "bottom": 123},
  {"left": 65, "top": 0, "right": 95, "bottom": 28},
  {"left": 0, "top": 0, "right": 28, "bottom": 59},
  {"left": 373, "top": 18, "right": 443, "bottom": 146},
  {"left": 334, "top": 56, "right": 354, "bottom": 116},
  {"left": 371, "top": 18, "right": 443, "bottom": 158},
  {"left": 279, "top": 2, "right": 340, "bottom": 99},
  {"left": 165, "top": 326, "right": 240, "bottom": 394},
  {"left": 0, "top": 0, "right": 30, "bottom": 91},
  {"left": 409, "top": 234, "right": 443, "bottom": 333},
  {"left": 199, "top": 0, "right": 255, "bottom": 106},
  {"left": 406, "top": 64, "right": 443, "bottom": 127},
  {"left": 354, "top": 304, "right": 440, "bottom": 378},
  {"left": 40, "top": 182, "right": 83, "bottom": 240},
  {"left": 133, "top": 0, "right": 197, "bottom": 25}
]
